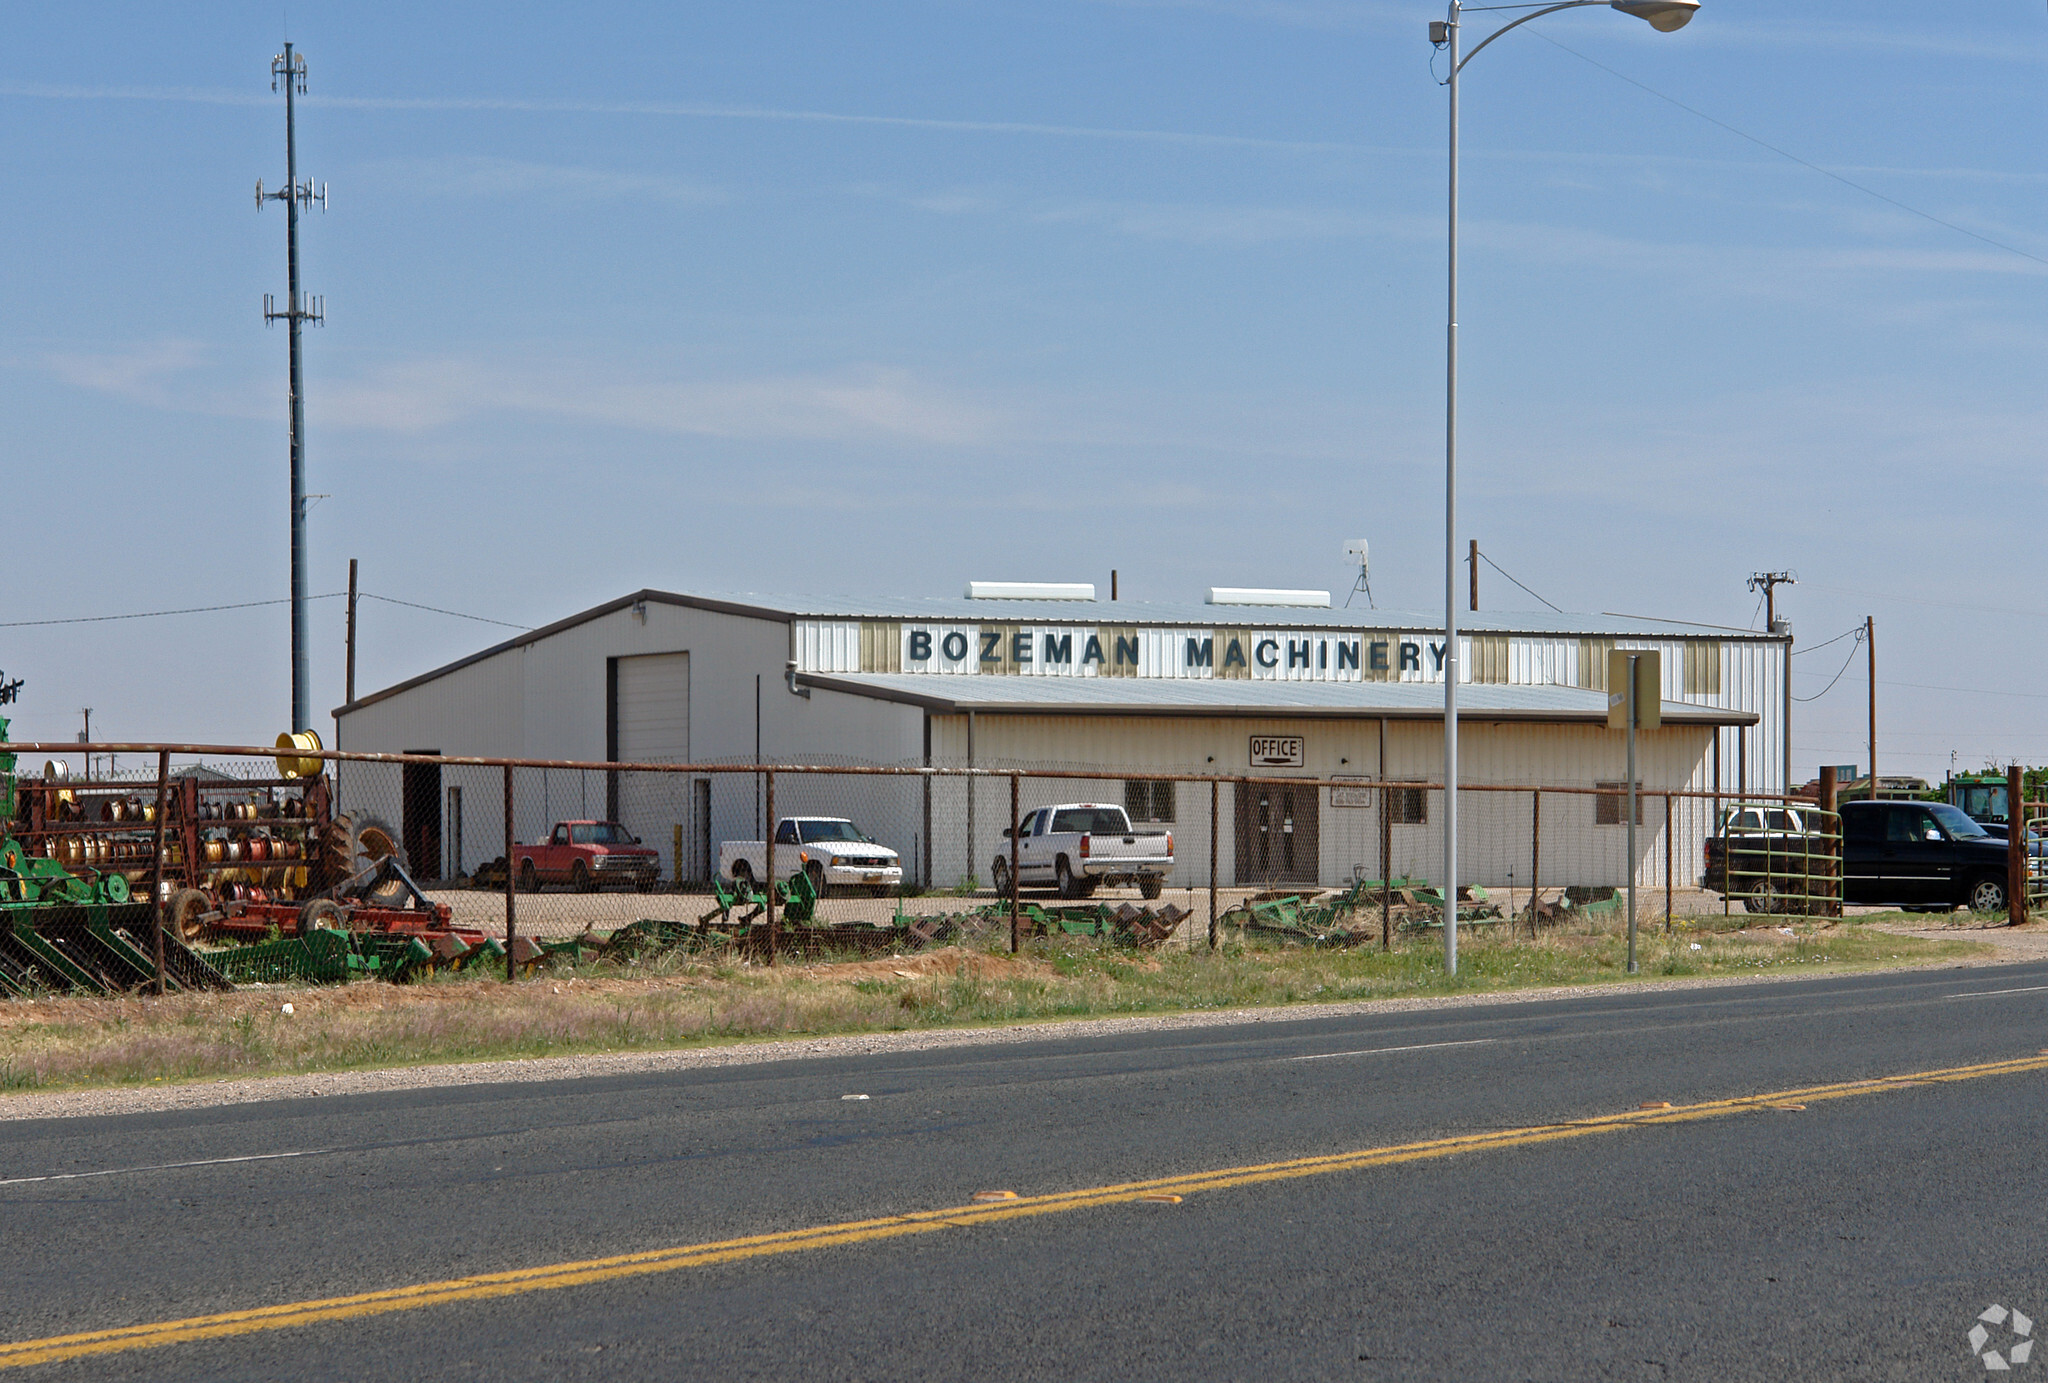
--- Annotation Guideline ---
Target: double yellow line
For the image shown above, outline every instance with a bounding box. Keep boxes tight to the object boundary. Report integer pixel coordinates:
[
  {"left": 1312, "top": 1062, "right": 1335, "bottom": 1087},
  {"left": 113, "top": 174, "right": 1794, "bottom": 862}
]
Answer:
[{"left": 6, "top": 1052, "right": 2045, "bottom": 1370}]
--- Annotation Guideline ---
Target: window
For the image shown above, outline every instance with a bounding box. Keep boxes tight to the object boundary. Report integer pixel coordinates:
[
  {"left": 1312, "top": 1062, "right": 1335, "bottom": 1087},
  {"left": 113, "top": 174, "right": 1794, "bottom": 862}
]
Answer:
[
  {"left": 798, "top": 820, "right": 865, "bottom": 844},
  {"left": 1051, "top": 807, "right": 1132, "bottom": 834},
  {"left": 1389, "top": 787, "right": 1428, "bottom": 825},
  {"left": 551, "top": 824, "right": 570, "bottom": 845},
  {"left": 1595, "top": 782, "right": 1646, "bottom": 826},
  {"left": 1124, "top": 780, "right": 1175, "bottom": 823},
  {"left": 774, "top": 820, "right": 800, "bottom": 845}
]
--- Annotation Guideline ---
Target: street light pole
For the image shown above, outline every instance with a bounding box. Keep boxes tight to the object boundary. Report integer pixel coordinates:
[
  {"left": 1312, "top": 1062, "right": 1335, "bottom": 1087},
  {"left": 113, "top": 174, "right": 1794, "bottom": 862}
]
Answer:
[{"left": 1433, "top": 0, "right": 1697, "bottom": 978}]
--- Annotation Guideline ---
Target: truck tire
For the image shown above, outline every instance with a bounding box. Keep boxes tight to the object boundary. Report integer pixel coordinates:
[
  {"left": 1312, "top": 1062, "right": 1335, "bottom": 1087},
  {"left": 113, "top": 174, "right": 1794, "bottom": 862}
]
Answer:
[
  {"left": 1139, "top": 875, "right": 1164, "bottom": 900},
  {"left": 805, "top": 861, "right": 829, "bottom": 899},
  {"left": 991, "top": 856, "right": 1012, "bottom": 899},
  {"left": 167, "top": 888, "right": 213, "bottom": 943},
  {"left": 518, "top": 858, "right": 539, "bottom": 893},
  {"left": 1968, "top": 875, "right": 2007, "bottom": 914},
  {"left": 571, "top": 861, "right": 595, "bottom": 893},
  {"left": 730, "top": 860, "right": 756, "bottom": 890},
  {"left": 1056, "top": 856, "right": 1081, "bottom": 899}
]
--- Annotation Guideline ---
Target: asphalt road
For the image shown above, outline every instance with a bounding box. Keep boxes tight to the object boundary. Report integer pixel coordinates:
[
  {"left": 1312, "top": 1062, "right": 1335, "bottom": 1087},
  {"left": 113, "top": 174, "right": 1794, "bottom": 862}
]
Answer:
[{"left": 7, "top": 962, "right": 2048, "bottom": 1380}]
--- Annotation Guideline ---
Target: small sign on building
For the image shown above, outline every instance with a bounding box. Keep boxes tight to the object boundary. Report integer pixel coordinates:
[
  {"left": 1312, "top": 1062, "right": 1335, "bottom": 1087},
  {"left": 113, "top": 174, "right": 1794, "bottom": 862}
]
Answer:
[
  {"left": 1249, "top": 735, "right": 1305, "bottom": 768},
  {"left": 1330, "top": 774, "right": 1375, "bottom": 808}
]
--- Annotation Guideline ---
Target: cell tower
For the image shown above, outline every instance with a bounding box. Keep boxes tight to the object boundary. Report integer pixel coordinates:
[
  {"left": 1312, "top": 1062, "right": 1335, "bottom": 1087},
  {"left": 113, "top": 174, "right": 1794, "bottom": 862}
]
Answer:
[
  {"left": 1343, "top": 539, "right": 1374, "bottom": 608},
  {"left": 257, "top": 41, "right": 326, "bottom": 734}
]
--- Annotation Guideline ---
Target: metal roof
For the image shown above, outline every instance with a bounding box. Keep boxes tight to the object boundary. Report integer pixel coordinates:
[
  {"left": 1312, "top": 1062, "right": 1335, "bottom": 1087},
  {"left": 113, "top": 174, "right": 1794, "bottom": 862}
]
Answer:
[
  {"left": 335, "top": 586, "right": 1779, "bottom": 717},
  {"left": 686, "top": 588, "right": 1770, "bottom": 640},
  {"left": 799, "top": 671, "right": 1758, "bottom": 725}
]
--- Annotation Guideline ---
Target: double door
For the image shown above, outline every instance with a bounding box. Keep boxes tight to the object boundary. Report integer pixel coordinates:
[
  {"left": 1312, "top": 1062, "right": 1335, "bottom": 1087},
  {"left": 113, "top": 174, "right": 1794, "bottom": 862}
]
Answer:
[{"left": 1235, "top": 781, "right": 1320, "bottom": 886}]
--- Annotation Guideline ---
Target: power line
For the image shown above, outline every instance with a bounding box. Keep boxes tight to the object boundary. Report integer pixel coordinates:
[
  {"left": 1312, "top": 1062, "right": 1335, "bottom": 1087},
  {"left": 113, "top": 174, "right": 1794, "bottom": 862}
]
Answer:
[
  {"left": 1793, "top": 627, "right": 1865, "bottom": 702},
  {"left": 0, "top": 590, "right": 525, "bottom": 631},
  {"left": 1474, "top": 551, "right": 1563, "bottom": 612},
  {"left": 1792, "top": 625, "right": 1864, "bottom": 657},
  {"left": 1527, "top": 29, "right": 2048, "bottom": 272},
  {"left": 0, "top": 594, "right": 342, "bottom": 629},
  {"left": 358, "top": 593, "right": 531, "bottom": 630}
]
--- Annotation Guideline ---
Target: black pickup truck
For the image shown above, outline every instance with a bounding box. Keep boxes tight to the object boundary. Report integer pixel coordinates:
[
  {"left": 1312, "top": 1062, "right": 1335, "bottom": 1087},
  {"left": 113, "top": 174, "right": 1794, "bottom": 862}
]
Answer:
[
  {"left": 1704, "top": 799, "right": 2018, "bottom": 914},
  {"left": 1841, "top": 799, "right": 2013, "bottom": 912}
]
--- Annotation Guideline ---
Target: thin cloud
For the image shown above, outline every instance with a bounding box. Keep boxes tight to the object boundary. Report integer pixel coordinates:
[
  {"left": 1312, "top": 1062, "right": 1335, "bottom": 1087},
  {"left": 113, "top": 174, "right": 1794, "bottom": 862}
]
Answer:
[
  {"left": 42, "top": 340, "right": 267, "bottom": 419},
  {"left": 357, "top": 156, "right": 726, "bottom": 205},
  {"left": 0, "top": 80, "right": 1370, "bottom": 156},
  {"left": 318, "top": 359, "right": 1003, "bottom": 445}
]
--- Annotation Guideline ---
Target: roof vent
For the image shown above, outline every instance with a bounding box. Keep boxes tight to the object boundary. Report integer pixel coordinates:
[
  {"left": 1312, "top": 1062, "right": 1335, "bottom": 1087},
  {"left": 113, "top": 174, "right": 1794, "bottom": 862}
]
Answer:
[
  {"left": 965, "top": 581, "right": 1097, "bottom": 601},
  {"left": 1206, "top": 587, "right": 1332, "bottom": 608}
]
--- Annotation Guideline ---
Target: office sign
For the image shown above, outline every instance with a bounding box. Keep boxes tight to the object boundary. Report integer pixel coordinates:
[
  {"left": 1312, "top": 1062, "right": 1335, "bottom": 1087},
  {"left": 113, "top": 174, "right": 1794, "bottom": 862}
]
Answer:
[{"left": 1250, "top": 735, "right": 1305, "bottom": 768}]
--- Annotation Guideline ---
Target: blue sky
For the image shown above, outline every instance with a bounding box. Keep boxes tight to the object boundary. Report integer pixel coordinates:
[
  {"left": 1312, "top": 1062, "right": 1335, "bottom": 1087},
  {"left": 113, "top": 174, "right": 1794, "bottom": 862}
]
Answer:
[{"left": 3, "top": 1, "right": 2044, "bottom": 779}]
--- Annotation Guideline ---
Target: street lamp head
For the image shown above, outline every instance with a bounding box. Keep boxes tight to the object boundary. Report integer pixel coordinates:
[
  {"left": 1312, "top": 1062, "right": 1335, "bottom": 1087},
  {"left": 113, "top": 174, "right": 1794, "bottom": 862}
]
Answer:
[{"left": 1610, "top": 0, "right": 1699, "bottom": 32}]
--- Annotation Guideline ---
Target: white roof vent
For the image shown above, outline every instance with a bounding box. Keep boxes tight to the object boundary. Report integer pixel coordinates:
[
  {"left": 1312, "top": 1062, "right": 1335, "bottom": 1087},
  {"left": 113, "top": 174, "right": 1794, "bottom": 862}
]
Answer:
[
  {"left": 1206, "top": 587, "right": 1332, "bottom": 608},
  {"left": 965, "top": 581, "right": 1097, "bottom": 601}
]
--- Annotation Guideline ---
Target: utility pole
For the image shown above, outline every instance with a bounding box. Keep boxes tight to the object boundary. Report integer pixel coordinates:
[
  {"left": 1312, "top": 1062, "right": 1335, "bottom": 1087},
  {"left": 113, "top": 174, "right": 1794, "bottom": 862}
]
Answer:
[
  {"left": 1749, "top": 571, "right": 1796, "bottom": 794},
  {"left": 258, "top": 41, "right": 326, "bottom": 734},
  {"left": 346, "top": 558, "right": 359, "bottom": 705},
  {"left": 1866, "top": 615, "right": 1876, "bottom": 800},
  {"left": 1469, "top": 539, "right": 1479, "bottom": 612},
  {"left": 78, "top": 708, "right": 92, "bottom": 780}
]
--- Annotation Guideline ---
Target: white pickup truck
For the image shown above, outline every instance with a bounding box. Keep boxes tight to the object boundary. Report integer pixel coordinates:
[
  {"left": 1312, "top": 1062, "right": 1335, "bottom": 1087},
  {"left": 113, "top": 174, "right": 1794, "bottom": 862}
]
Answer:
[
  {"left": 991, "top": 803, "right": 1174, "bottom": 900},
  {"left": 718, "top": 817, "right": 903, "bottom": 897}
]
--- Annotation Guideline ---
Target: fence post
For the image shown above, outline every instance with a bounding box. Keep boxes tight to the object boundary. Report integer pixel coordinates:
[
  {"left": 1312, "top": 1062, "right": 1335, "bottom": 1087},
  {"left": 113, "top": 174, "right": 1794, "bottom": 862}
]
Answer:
[
  {"left": 1380, "top": 784, "right": 1392, "bottom": 951},
  {"left": 765, "top": 768, "right": 777, "bottom": 964},
  {"left": 1818, "top": 766, "right": 1839, "bottom": 918},
  {"left": 1528, "top": 788, "right": 1540, "bottom": 942},
  {"left": 150, "top": 748, "right": 170, "bottom": 996},
  {"left": 1009, "top": 773, "right": 1021, "bottom": 955},
  {"left": 502, "top": 763, "right": 516, "bottom": 983},
  {"left": 1664, "top": 794, "right": 1674, "bottom": 934},
  {"left": 1209, "top": 778, "right": 1219, "bottom": 950},
  {"left": 2010, "top": 763, "right": 2025, "bottom": 928}
]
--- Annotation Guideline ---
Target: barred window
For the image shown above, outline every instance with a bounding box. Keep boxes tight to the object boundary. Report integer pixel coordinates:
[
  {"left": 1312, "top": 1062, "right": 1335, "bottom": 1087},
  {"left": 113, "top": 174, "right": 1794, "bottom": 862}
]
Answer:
[
  {"left": 1389, "top": 786, "right": 1428, "bottom": 825},
  {"left": 1595, "top": 781, "right": 1646, "bottom": 826},
  {"left": 1124, "top": 779, "right": 1176, "bottom": 823}
]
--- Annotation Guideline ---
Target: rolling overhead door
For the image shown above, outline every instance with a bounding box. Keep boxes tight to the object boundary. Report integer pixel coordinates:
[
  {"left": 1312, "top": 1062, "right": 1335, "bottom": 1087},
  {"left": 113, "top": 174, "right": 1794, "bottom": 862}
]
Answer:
[
  {"left": 617, "top": 653, "right": 690, "bottom": 762},
  {"left": 613, "top": 653, "right": 690, "bottom": 879}
]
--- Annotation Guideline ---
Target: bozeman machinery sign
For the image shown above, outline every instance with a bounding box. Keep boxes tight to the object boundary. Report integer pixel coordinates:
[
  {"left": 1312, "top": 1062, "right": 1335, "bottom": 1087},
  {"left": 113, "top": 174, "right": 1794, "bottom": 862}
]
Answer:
[{"left": 900, "top": 626, "right": 1456, "bottom": 680}]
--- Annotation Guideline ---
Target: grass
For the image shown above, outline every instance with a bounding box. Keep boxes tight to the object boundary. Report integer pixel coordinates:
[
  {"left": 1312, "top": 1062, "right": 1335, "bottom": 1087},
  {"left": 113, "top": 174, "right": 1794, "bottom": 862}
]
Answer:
[{"left": 0, "top": 917, "right": 1994, "bottom": 1093}]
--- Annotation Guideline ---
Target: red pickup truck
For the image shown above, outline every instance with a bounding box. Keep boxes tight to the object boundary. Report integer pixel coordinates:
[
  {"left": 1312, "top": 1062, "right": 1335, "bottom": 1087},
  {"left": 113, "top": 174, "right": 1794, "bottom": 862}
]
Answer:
[{"left": 515, "top": 821, "right": 661, "bottom": 892}]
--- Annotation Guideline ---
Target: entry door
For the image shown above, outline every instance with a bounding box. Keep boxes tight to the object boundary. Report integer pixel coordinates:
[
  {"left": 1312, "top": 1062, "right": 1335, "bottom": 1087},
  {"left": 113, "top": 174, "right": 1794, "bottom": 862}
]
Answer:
[
  {"left": 401, "top": 752, "right": 442, "bottom": 883},
  {"left": 1235, "top": 781, "right": 1321, "bottom": 886}
]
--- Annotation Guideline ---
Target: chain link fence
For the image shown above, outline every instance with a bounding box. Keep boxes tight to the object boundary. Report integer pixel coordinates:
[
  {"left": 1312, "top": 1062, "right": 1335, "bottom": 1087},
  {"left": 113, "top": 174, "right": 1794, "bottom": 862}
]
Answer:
[{"left": 2, "top": 741, "right": 1857, "bottom": 993}]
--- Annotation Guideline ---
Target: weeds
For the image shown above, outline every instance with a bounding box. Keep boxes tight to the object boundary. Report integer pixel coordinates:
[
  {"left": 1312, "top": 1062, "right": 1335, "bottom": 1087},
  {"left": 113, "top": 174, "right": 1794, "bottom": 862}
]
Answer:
[{"left": 0, "top": 923, "right": 1990, "bottom": 1094}]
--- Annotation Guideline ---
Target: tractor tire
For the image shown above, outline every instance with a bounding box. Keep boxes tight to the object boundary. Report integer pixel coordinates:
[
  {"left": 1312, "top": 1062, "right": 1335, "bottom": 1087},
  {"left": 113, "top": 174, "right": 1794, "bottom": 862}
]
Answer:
[
  {"left": 297, "top": 898, "right": 347, "bottom": 937},
  {"left": 167, "top": 888, "right": 213, "bottom": 944}
]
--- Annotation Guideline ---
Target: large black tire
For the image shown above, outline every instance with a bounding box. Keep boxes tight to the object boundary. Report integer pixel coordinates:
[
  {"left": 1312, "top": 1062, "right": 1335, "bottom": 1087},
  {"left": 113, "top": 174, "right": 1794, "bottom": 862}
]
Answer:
[
  {"left": 572, "top": 861, "right": 595, "bottom": 894},
  {"left": 1056, "top": 856, "right": 1081, "bottom": 900},
  {"left": 730, "top": 860, "right": 755, "bottom": 891},
  {"left": 1139, "top": 875, "right": 1164, "bottom": 901},
  {"left": 991, "top": 857, "right": 1012, "bottom": 899},
  {"left": 1968, "top": 875, "right": 2007, "bottom": 914},
  {"left": 518, "top": 858, "right": 539, "bottom": 893},
  {"left": 297, "top": 898, "right": 346, "bottom": 937},
  {"left": 805, "top": 861, "right": 829, "bottom": 900},
  {"left": 167, "top": 888, "right": 213, "bottom": 944}
]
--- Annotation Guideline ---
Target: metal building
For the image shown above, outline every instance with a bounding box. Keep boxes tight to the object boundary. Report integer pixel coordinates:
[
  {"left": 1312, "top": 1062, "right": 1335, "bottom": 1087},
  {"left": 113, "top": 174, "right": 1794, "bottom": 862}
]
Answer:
[{"left": 333, "top": 587, "right": 1777, "bottom": 889}]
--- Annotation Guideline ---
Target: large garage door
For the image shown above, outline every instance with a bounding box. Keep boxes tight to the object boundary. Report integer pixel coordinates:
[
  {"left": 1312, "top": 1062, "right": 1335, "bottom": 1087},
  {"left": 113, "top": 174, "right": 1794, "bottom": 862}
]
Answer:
[
  {"left": 613, "top": 653, "right": 690, "bottom": 879},
  {"left": 617, "top": 653, "right": 690, "bottom": 762}
]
